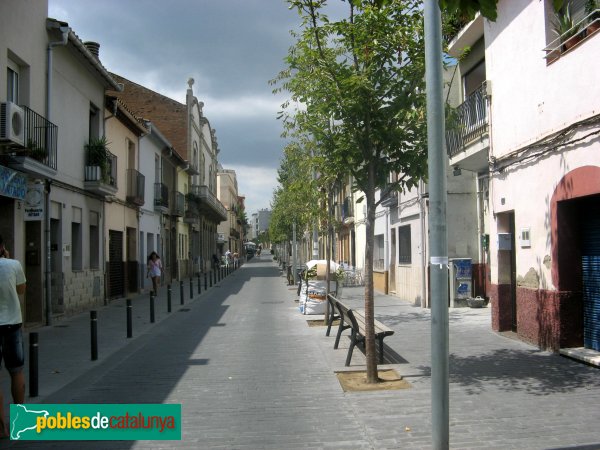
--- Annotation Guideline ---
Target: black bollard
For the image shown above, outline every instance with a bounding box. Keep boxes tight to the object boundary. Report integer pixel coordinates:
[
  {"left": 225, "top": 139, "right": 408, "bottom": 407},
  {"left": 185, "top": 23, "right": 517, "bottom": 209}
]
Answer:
[
  {"left": 210, "top": 270, "right": 213, "bottom": 287},
  {"left": 167, "top": 284, "right": 172, "bottom": 313},
  {"left": 197, "top": 273, "right": 201, "bottom": 295},
  {"left": 150, "top": 293, "right": 155, "bottom": 323},
  {"left": 90, "top": 311, "right": 98, "bottom": 361},
  {"left": 180, "top": 280, "right": 184, "bottom": 305},
  {"left": 29, "top": 332, "right": 39, "bottom": 397},
  {"left": 205, "top": 272, "right": 209, "bottom": 289},
  {"left": 190, "top": 278, "right": 194, "bottom": 299},
  {"left": 126, "top": 299, "right": 133, "bottom": 338}
]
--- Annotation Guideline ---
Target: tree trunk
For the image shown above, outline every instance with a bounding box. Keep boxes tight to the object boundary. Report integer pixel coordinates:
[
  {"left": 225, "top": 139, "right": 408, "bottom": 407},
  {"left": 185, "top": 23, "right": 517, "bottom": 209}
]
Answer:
[{"left": 364, "top": 164, "right": 378, "bottom": 383}]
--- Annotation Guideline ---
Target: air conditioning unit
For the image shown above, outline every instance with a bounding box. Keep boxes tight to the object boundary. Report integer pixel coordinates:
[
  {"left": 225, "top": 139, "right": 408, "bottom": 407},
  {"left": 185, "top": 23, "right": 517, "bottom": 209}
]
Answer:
[{"left": 0, "top": 102, "right": 25, "bottom": 146}]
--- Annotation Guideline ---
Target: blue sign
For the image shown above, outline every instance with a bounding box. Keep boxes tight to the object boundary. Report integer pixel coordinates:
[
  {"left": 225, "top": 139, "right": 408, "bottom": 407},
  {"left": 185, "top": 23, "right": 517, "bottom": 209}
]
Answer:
[{"left": 0, "top": 165, "right": 27, "bottom": 200}]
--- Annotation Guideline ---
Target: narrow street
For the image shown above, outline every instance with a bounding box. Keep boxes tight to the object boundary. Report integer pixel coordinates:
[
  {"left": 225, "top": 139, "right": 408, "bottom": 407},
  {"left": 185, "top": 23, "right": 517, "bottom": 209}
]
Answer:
[{"left": 7, "top": 256, "right": 600, "bottom": 449}]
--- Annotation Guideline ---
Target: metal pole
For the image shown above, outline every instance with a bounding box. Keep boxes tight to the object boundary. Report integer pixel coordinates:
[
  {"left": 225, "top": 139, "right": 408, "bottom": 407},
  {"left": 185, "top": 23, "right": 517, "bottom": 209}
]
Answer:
[
  {"left": 126, "top": 299, "right": 133, "bottom": 338},
  {"left": 90, "top": 310, "right": 98, "bottom": 361},
  {"left": 424, "top": 1, "right": 449, "bottom": 448},
  {"left": 210, "top": 271, "right": 213, "bottom": 287},
  {"left": 167, "top": 284, "right": 172, "bottom": 313},
  {"left": 180, "top": 280, "right": 184, "bottom": 305},
  {"left": 293, "top": 222, "right": 298, "bottom": 285},
  {"left": 190, "top": 278, "right": 194, "bottom": 299},
  {"left": 29, "top": 332, "right": 39, "bottom": 397},
  {"left": 205, "top": 272, "right": 208, "bottom": 290},
  {"left": 198, "top": 273, "right": 201, "bottom": 294},
  {"left": 150, "top": 292, "right": 155, "bottom": 323}
]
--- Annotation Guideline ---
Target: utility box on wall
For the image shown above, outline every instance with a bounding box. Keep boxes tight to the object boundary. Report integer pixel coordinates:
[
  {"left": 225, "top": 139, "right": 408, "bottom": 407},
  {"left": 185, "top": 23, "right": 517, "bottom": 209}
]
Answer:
[{"left": 497, "top": 233, "right": 512, "bottom": 251}]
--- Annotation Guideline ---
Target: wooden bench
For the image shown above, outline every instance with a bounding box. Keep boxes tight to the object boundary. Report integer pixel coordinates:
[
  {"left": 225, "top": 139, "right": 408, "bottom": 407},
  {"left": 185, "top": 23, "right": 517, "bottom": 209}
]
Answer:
[{"left": 329, "top": 295, "right": 395, "bottom": 366}]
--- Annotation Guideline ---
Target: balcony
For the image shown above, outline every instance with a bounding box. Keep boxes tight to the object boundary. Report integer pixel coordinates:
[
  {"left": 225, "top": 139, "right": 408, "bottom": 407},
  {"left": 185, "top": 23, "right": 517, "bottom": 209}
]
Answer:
[
  {"left": 184, "top": 193, "right": 199, "bottom": 223},
  {"left": 342, "top": 196, "right": 355, "bottom": 222},
  {"left": 230, "top": 228, "right": 240, "bottom": 239},
  {"left": 154, "top": 182, "right": 169, "bottom": 213},
  {"left": 84, "top": 150, "right": 118, "bottom": 196},
  {"left": 189, "top": 184, "right": 227, "bottom": 222},
  {"left": 445, "top": 81, "right": 490, "bottom": 172},
  {"left": 0, "top": 105, "right": 58, "bottom": 179},
  {"left": 126, "top": 168, "right": 145, "bottom": 206},
  {"left": 380, "top": 191, "right": 398, "bottom": 209},
  {"left": 172, "top": 191, "right": 185, "bottom": 217}
]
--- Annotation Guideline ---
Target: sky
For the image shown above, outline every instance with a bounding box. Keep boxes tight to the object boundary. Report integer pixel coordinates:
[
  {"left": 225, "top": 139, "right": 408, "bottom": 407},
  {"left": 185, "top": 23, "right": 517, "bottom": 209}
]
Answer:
[{"left": 47, "top": 0, "right": 310, "bottom": 216}]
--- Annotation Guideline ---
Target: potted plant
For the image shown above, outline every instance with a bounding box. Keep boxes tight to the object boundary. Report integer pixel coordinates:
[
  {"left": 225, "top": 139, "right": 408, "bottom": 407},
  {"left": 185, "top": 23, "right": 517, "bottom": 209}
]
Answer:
[
  {"left": 553, "top": 5, "right": 583, "bottom": 52},
  {"left": 25, "top": 139, "right": 47, "bottom": 162},
  {"left": 586, "top": 0, "right": 600, "bottom": 35},
  {"left": 85, "top": 136, "right": 110, "bottom": 182}
]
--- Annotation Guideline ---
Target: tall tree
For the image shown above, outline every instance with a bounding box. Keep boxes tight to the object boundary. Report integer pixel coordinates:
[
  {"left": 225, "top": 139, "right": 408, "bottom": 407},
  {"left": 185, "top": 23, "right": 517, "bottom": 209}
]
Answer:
[{"left": 274, "top": 0, "right": 427, "bottom": 383}]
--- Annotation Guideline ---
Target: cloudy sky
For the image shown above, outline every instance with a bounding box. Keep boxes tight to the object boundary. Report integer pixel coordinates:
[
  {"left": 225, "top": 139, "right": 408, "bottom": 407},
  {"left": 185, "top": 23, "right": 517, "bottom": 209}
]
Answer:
[{"left": 47, "top": 0, "right": 313, "bottom": 215}]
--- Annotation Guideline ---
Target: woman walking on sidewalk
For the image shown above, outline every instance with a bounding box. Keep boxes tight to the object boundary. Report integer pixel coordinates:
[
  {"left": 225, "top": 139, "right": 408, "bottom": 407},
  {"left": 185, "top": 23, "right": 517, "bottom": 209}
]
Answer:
[{"left": 146, "top": 252, "right": 163, "bottom": 295}]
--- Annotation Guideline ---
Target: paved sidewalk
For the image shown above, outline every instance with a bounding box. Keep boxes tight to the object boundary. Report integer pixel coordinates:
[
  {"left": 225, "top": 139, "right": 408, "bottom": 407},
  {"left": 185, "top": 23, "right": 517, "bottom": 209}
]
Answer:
[
  {"left": 3, "top": 256, "right": 600, "bottom": 449},
  {"left": 2, "top": 267, "right": 230, "bottom": 405}
]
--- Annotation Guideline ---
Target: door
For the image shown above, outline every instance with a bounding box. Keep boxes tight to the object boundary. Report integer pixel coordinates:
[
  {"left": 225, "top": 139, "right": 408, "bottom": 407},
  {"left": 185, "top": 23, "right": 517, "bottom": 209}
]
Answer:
[
  {"left": 108, "top": 230, "right": 124, "bottom": 299},
  {"left": 582, "top": 201, "right": 600, "bottom": 351},
  {"left": 509, "top": 213, "right": 517, "bottom": 331},
  {"left": 389, "top": 228, "right": 396, "bottom": 293}
]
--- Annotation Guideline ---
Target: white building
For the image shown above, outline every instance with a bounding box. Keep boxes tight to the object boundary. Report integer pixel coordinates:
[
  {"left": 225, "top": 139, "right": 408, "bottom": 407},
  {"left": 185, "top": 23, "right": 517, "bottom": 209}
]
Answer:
[{"left": 448, "top": 0, "right": 600, "bottom": 351}]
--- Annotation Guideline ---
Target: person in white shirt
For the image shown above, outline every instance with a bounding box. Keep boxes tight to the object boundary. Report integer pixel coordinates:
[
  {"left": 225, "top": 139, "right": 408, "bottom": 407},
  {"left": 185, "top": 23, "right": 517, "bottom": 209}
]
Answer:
[
  {"left": 146, "top": 252, "right": 163, "bottom": 295},
  {"left": 0, "top": 235, "right": 26, "bottom": 438}
]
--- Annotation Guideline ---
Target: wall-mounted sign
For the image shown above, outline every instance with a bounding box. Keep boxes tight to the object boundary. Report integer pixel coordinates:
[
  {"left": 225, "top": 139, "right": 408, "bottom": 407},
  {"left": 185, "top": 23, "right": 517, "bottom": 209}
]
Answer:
[{"left": 24, "top": 183, "right": 45, "bottom": 221}]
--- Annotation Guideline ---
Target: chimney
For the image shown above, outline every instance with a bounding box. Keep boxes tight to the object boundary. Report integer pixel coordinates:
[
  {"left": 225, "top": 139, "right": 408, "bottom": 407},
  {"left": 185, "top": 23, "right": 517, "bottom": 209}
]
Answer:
[{"left": 84, "top": 41, "right": 100, "bottom": 60}]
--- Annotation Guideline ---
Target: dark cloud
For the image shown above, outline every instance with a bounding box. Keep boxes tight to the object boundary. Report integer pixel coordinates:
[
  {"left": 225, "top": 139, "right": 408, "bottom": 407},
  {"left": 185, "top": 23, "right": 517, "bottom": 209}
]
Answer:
[{"left": 48, "top": 0, "right": 346, "bottom": 212}]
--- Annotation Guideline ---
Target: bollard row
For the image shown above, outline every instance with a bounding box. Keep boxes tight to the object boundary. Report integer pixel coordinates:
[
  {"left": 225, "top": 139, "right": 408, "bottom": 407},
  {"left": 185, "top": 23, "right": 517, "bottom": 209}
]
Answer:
[{"left": 28, "top": 265, "right": 237, "bottom": 398}]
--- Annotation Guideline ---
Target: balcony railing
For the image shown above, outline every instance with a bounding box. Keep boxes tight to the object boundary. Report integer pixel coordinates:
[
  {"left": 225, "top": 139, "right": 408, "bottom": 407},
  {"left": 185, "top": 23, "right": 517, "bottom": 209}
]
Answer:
[
  {"left": 0, "top": 105, "right": 58, "bottom": 178},
  {"left": 126, "top": 168, "right": 145, "bottom": 206},
  {"left": 84, "top": 151, "right": 117, "bottom": 189},
  {"left": 154, "top": 182, "right": 169, "bottom": 209},
  {"left": 342, "top": 196, "right": 354, "bottom": 220},
  {"left": 172, "top": 191, "right": 185, "bottom": 217},
  {"left": 445, "top": 81, "right": 489, "bottom": 158},
  {"left": 22, "top": 105, "right": 58, "bottom": 170},
  {"left": 190, "top": 184, "right": 227, "bottom": 221},
  {"left": 230, "top": 228, "right": 240, "bottom": 239}
]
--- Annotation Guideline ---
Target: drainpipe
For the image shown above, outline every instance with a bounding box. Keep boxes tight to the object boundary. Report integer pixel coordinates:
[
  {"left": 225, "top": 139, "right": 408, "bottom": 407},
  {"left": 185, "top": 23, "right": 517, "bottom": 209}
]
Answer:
[{"left": 44, "top": 23, "right": 70, "bottom": 326}]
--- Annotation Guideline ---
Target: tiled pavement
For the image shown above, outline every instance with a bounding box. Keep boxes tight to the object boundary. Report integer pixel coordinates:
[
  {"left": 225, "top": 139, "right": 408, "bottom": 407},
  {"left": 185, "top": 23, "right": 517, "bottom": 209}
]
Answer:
[{"left": 3, "top": 256, "right": 600, "bottom": 449}]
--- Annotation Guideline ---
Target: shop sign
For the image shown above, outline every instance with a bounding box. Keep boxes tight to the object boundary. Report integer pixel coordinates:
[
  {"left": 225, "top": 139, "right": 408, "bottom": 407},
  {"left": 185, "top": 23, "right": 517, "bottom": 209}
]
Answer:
[{"left": 0, "top": 165, "right": 27, "bottom": 200}]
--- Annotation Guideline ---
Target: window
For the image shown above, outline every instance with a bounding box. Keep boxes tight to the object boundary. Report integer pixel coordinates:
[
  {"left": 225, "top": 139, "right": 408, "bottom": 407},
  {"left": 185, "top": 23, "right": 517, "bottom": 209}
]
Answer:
[
  {"left": 72, "top": 207, "right": 83, "bottom": 270},
  {"left": 374, "top": 234, "right": 385, "bottom": 271},
  {"left": 7, "top": 67, "right": 19, "bottom": 103},
  {"left": 89, "top": 212, "right": 100, "bottom": 269},
  {"left": 398, "top": 225, "right": 411, "bottom": 264},
  {"left": 89, "top": 104, "right": 100, "bottom": 141}
]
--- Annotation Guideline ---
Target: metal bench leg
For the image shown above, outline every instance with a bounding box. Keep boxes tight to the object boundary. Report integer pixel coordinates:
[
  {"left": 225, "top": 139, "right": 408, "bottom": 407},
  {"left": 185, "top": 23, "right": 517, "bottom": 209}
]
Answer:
[
  {"left": 334, "top": 320, "right": 344, "bottom": 349},
  {"left": 345, "top": 331, "right": 357, "bottom": 366},
  {"left": 378, "top": 336, "right": 385, "bottom": 364},
  {"left": 326, "top": 308, "right": 334, "bottom": 337}
]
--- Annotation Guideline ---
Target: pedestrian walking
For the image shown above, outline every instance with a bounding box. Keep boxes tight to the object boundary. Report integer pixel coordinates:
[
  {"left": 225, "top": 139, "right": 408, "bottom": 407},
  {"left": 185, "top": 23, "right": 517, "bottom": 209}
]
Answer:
[
  {"left": 0, "top": 235, "right": 26, "bottom": 438},
  {"left": 146, "top": 252, "right": 163, "bottom": 295}
]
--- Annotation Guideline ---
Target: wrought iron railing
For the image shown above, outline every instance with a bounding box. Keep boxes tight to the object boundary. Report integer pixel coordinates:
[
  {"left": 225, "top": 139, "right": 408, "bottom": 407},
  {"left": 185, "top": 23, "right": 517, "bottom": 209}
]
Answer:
[
  {"left": 84, "top": 150, "right": 117, "bottom": 188},
  {"left": 154, "top": 182, "right": 169, "bottom": 208},
  {"left": 191, "top": 184, "right": 227, "bottom": 219},
  {"left": 21, "top": 105, "right": 58, "bottom": 169},
  {"left": 445, "top": 81, "right": 489, "bottom": 158},
  {"left": 126, "top": 168, "right": 145, "bottom": 206},
  {"left": 172, "top": 191, "right": 185, "bottom": 216}
]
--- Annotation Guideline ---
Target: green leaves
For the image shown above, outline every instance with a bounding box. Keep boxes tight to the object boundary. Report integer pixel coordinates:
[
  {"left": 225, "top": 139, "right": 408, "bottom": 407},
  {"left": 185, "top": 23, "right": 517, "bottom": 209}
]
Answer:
[{"left": 439, "top": 0, "right": 499, "bottom": 22}]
